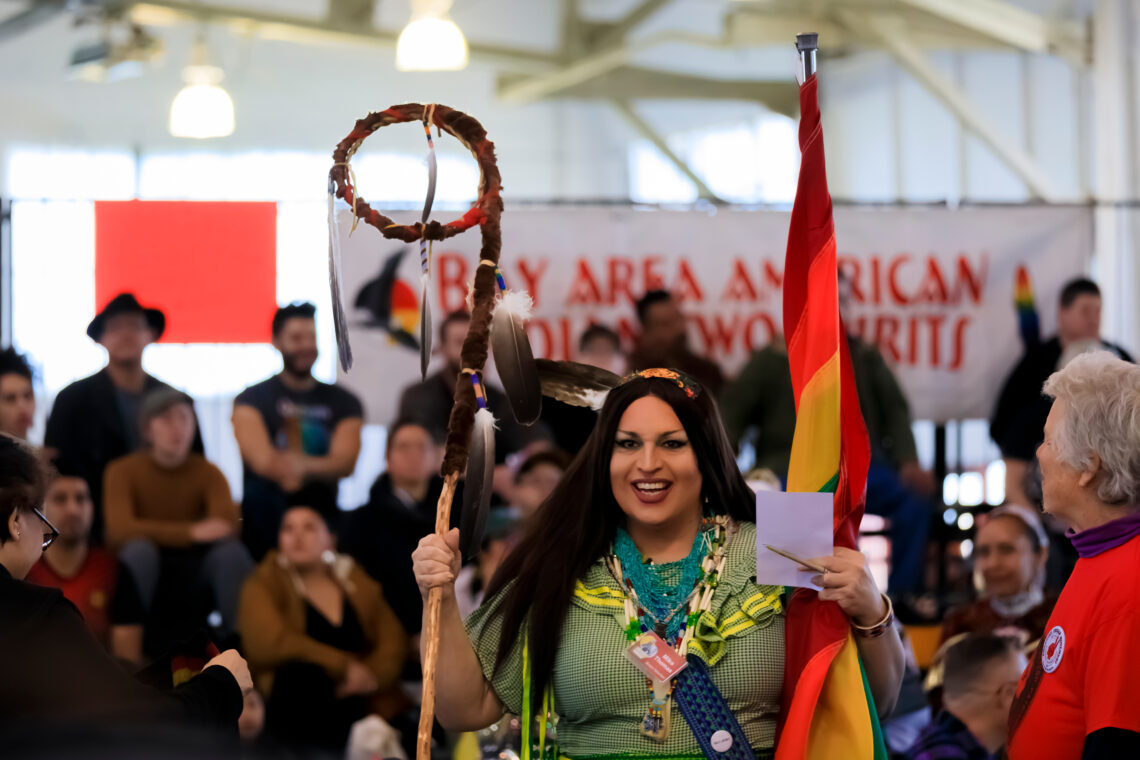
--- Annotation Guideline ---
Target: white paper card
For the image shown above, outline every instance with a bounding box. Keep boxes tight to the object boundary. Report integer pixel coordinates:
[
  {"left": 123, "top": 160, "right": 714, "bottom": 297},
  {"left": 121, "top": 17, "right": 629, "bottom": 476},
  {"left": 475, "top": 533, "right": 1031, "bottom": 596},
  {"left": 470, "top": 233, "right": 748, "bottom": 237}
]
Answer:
[{"left": 754, "top": 491, "right": 834, "bottom": 589}]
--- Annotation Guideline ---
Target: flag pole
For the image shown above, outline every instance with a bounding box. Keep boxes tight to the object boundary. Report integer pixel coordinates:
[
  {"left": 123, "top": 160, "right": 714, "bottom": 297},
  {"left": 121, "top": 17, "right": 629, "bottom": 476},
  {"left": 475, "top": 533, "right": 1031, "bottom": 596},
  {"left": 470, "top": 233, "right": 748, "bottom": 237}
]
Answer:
[{"left": 796, "top": 32, "right": 818, "bottom": 81}]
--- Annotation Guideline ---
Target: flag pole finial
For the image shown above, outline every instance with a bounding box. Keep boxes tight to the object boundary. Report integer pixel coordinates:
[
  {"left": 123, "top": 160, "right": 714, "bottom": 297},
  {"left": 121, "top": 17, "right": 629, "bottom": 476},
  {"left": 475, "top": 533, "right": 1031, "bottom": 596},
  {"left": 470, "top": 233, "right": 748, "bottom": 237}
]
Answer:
[{"left": 796, "top": 32, "right": 818, "bottom": 80}]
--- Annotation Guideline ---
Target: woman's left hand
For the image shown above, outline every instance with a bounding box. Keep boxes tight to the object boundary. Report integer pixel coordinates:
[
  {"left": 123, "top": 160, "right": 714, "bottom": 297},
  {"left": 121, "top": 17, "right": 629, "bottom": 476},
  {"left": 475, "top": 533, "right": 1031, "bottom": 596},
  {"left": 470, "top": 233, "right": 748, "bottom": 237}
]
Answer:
[{"left": 805, "top": 547, "right": 888, "bottom": 627}]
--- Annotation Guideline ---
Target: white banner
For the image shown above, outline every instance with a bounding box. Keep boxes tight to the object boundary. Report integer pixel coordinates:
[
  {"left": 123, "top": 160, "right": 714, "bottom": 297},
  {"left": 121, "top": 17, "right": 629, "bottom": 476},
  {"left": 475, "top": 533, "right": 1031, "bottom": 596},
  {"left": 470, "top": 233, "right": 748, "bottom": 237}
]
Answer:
[{"left": 336, "top": 205, "right": 1092, "bottom": 425}]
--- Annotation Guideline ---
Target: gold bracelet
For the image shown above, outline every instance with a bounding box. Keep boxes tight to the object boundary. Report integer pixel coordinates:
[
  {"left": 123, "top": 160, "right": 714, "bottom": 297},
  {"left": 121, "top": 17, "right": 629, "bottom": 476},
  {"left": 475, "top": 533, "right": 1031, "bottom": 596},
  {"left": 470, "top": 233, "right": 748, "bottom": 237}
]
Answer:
[{"left": 851, "top": 593, "right": 894, "bottom": 639}]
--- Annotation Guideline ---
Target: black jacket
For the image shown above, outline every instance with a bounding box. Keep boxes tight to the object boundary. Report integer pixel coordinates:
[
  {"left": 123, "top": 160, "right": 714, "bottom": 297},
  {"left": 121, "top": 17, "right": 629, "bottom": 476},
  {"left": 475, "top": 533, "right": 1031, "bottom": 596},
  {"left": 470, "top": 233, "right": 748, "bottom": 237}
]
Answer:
[
  {"left": 341, "top": 473, "right": 460, "bottom": 636},
  {"left": 991, "top": 337, "right": 1134, "bottom": 459},
  {"left": 0, "top": 562, "right": 241, "bottom": 726},
  {"left": 44, "top": 368, "right": 205, "bottom": 541}
]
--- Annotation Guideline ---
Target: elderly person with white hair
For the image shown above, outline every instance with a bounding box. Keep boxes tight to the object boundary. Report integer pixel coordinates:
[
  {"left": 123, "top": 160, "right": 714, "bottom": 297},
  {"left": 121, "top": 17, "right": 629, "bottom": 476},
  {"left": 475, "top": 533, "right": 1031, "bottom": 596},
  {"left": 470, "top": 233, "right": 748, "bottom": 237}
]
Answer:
[{"left": 1007, "top": 351, "right": 1140, "bottom": 760}]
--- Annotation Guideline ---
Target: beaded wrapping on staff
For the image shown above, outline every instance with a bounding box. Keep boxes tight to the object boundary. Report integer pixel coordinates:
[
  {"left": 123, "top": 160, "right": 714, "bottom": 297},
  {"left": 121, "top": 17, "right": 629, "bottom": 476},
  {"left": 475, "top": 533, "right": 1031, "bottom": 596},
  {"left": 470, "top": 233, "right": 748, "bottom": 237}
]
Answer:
[
  {"left": 470, "top": 371, "right": 488, "bottom": 409},
  {"left": 607, "top": 516, "right": 732, "bottom": 737}
]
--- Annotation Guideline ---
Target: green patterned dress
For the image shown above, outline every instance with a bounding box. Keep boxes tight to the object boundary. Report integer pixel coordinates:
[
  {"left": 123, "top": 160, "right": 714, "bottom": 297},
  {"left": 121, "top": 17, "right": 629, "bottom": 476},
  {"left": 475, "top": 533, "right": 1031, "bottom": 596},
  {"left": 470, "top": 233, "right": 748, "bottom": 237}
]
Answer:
[{"left": 465, "top": 521, "right": 784, "bottom": 760}]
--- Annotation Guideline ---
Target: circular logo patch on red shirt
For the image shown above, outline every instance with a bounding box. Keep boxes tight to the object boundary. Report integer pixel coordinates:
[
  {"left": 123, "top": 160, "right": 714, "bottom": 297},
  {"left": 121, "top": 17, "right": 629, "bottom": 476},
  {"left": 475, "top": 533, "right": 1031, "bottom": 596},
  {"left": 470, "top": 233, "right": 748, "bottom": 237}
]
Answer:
[{"left": 1042, "top": 625, "right": 1065, "bottom": 673}]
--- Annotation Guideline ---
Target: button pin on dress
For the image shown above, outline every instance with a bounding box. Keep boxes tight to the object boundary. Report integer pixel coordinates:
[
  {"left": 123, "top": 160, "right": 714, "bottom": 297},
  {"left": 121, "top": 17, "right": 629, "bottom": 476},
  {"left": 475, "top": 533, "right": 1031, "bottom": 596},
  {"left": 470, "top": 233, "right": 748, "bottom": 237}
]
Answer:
[{"left": 710, "top": 730, "right": 733, "bottom": 752}]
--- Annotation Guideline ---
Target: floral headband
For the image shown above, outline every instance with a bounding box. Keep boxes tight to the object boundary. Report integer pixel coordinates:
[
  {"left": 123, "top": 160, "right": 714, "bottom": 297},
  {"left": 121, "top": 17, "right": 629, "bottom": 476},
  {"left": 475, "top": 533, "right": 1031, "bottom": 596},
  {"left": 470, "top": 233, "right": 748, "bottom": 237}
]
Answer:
[{"left": 620, "top": 368, "right": 702, "bottom": 399}]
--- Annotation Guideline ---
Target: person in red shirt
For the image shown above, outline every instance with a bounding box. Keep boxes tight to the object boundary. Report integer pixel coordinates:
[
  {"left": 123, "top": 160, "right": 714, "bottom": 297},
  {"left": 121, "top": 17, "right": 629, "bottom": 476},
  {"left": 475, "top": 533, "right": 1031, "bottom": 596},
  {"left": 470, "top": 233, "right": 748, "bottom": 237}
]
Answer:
[
  {"left": 1007, "top": 351, "right": 1140, "bottom": 759},
  {"left": 25, "top": 461, "right": 143, "bottom": 660}
]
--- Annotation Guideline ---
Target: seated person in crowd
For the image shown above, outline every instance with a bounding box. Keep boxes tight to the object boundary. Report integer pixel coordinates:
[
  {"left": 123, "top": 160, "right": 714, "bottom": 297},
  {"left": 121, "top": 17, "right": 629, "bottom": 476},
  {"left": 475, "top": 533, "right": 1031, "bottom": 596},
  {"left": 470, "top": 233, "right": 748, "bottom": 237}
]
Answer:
[
  {"left": 941, "top": 505, "right": 1055, "bottom": 647},
  {"left": 906, "top": 634, "right": 1024, "bottom": 760},
  {"left": 342, "top": 419, "right": 451, "bottom": 637},
  {"left": 540, "top": 324, "right": 626, "bottom": 455},
  {"left": 990, "top": 277, "right": 1132, "bottom": 506},
  {"left": 0, "top": 347, "right": 35, "bottom": 441},
  {"left": 628, "top": 290, "right": 724, "bottom": 396},
  {"left": 399, "top": 310, "right": 549, "bottom": 471},
  {"left": 233, "top": 302, "right": 364, "bottom": 560},
  {"left": 511, "top": 450, "right": 569, "bottom": 522},
  {"left": 25, "top": 460, "right": 144, "bottom": 661},
  {"left": 0, "top": 435, "right": 250, "bottom": 731},
  {"left": 104, "top": 388, "right": 252, "bottom": 653},
  {"left": 454, "top": 507, "right": 520, "bottom": 619},
  {"left": 239, "top": 505, "right": 408, "bottom": 754},
  {"left": 454, "top": 452, "right": 568, "bottom": 618},
  {"left": 45, "top": 293, "right": 204, "bottom": 541}
]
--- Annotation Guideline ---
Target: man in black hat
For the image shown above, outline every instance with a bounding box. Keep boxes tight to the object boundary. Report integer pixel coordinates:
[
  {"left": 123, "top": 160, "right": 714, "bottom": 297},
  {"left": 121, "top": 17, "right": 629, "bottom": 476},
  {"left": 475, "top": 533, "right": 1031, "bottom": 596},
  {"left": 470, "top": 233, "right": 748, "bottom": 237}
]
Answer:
[{"left": 44, "top": 293, "right": 203, "bottom": 542}]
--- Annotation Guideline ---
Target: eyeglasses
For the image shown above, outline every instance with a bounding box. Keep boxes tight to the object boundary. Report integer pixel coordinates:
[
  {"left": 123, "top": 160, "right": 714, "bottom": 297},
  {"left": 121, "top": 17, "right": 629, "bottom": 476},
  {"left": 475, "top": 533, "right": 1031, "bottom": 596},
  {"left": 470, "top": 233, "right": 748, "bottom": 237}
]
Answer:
[{"left": 33, "top": 508, "right": 59, "bottom": 551}]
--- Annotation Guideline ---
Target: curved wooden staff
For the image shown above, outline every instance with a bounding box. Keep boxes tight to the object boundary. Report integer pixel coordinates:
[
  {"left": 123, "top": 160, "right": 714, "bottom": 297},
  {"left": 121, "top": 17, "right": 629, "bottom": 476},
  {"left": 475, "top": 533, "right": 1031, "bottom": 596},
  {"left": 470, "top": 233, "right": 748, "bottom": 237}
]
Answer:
[{"left": 330, "top": 103, "right": 503, "bottom": 760}]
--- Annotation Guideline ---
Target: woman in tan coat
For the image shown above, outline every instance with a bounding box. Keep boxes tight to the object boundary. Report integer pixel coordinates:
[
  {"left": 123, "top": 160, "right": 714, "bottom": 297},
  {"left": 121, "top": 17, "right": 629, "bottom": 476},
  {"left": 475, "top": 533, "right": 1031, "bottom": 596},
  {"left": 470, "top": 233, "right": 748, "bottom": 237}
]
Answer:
[{"left": 239, "top": 505, "right": 407, "bottom": 753}]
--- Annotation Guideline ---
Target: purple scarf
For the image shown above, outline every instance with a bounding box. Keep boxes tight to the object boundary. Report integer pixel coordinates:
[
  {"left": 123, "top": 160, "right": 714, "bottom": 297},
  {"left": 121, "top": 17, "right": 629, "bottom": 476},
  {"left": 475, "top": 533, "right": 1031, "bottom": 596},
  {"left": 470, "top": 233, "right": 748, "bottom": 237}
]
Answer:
[{"left": 1067, "top": 509, "right": 1140, "bottom": 558}]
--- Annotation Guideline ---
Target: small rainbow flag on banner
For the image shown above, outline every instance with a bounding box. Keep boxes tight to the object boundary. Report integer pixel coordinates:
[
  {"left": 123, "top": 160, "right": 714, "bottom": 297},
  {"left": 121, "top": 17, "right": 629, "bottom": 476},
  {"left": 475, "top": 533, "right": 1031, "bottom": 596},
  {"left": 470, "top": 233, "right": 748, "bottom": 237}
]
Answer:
[
  {"left": 774, "top": 72, "right": 884, "bottom": 760},
  {"left": 1014, "top": 266, "right": 1040, "bottom": 348}
]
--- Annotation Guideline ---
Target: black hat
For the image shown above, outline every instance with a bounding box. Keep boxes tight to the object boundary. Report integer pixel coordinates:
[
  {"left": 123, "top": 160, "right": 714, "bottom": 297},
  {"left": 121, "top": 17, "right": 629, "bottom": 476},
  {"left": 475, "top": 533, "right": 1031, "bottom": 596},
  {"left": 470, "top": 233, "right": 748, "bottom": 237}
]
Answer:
[{"left": 87, "top": 293, "right": 166, "bottom": 342}]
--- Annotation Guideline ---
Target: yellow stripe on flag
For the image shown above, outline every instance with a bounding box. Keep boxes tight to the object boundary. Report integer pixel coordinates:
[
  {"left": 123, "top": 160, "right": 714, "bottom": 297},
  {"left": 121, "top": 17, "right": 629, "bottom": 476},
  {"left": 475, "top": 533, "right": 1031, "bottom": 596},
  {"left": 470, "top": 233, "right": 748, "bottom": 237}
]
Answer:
[
  {"left": 806, "top": 633, "right": 874, "bottom": 760},
  {"left": 786, "top": 349, "right": 841, "bottom": 493}
]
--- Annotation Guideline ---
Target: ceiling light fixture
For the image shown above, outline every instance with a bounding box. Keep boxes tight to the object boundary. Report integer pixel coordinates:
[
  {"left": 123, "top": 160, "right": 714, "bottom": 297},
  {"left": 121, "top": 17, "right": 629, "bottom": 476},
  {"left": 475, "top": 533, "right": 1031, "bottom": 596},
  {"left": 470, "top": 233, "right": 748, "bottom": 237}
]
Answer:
[
  {"left": 396, "top": 0, "right": 468, "bottom": 71},
  {"left": 169, "top": 33, "right": 234, "bottom": 139}
]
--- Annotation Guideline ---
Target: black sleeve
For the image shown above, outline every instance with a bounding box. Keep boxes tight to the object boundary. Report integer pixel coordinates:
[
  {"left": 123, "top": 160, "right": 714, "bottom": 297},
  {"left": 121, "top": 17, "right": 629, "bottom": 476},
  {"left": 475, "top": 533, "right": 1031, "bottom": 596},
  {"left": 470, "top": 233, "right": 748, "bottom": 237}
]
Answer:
[
  {"left": 168, "top": 665, "right": 244, "bottom": 726},
  {"left": 43, "top": 384, "right": 76, "bottom": 452},
  {"left": 233, "top": 384, "right": 258, "bottom": 408},
  {"left": 990, "top": 354, "right": 1033, "bottom": 452},
  {"left": 38, "top": 596, "right": 240, "bottom": 726},
  {"left": 1082, "top": 728, "right": 1140, "bottom": 759}
]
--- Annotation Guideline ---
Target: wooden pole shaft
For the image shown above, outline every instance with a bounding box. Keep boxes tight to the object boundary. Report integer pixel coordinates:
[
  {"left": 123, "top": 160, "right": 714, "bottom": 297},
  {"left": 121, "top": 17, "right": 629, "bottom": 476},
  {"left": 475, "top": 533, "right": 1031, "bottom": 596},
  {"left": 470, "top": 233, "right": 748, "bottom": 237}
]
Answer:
[{"left": 417, "top": 471, "right": 460, "bottom": 760}]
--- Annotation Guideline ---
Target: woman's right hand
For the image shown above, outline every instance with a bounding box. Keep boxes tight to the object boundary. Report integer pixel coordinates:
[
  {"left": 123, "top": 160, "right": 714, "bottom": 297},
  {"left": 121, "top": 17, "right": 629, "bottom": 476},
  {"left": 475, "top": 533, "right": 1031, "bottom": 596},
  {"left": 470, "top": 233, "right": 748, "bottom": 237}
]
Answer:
[{"left": 412, "top": 527, "right": 461, "bottom": 600}]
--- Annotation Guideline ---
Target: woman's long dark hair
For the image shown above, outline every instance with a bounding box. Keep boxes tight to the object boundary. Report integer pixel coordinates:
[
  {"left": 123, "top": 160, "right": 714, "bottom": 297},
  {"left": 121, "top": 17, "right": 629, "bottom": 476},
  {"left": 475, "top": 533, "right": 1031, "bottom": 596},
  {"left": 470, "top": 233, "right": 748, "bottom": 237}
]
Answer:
[{"left": 483, "top": 375, "right": 756, "bottom": 712}]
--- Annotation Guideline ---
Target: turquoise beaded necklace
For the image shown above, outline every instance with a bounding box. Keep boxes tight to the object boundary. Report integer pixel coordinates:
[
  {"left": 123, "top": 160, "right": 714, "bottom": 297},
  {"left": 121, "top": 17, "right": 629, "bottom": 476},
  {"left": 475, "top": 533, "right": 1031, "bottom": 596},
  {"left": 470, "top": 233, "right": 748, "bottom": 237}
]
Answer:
[{"left": 613, "top": 525, "right": 711, "bottom": 641}]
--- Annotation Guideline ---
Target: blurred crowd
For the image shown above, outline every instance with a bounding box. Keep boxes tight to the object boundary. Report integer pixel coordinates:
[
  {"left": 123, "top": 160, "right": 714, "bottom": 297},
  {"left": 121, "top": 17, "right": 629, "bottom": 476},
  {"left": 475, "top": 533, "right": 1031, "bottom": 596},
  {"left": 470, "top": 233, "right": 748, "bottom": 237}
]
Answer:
[{"left": 0, "top": 274, "right": 1132, "bottom": 759}]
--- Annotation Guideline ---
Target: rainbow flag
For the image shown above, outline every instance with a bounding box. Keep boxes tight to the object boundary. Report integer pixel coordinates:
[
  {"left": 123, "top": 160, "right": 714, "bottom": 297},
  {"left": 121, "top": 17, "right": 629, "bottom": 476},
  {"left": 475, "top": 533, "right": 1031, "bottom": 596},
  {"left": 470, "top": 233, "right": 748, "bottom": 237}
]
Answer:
[
  {"left": 1014, "top": 266, "right": 1040, "bottom": 347},
  {"left": 775, "top": 73, "right": 883, "bottom": 760}
]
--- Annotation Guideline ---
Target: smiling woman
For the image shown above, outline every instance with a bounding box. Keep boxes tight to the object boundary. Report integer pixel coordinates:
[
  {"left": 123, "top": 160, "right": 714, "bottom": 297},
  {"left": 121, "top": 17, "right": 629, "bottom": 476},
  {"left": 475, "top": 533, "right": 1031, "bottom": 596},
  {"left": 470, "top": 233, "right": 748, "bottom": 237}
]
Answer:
[{"left": 411, "top": 369, "right": 903, "bottom": 759}]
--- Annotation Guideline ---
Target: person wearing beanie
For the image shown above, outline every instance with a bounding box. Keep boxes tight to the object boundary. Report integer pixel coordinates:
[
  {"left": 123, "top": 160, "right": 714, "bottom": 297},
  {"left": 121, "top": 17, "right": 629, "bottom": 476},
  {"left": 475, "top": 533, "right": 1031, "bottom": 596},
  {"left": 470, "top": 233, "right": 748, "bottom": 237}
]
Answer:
[{"left": 104, "top": 387, "right": 252, "bottom": 656}]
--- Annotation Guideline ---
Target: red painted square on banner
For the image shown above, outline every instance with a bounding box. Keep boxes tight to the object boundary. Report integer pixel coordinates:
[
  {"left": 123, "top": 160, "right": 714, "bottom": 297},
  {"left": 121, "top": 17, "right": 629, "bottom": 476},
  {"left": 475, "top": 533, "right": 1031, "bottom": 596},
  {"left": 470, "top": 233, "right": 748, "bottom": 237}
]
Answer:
[{"left": 94, "top": 200, "right": 277, "bottom": 344}]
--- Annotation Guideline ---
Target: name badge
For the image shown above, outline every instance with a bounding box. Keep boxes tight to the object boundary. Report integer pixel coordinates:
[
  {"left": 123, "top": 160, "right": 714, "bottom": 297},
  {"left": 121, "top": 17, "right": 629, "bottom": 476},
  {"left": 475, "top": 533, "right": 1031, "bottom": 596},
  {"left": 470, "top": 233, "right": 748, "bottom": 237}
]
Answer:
[{"left": 625, "top": 631, "right": 688, "bottom": 682}]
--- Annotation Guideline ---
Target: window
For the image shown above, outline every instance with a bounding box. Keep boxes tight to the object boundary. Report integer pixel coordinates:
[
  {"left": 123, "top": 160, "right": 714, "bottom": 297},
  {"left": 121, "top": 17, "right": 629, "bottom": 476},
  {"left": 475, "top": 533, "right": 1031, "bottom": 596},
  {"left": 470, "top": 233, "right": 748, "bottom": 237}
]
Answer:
[
  {"left": 629, "top": 112, "right": 799, "bottom": 204},
  {"left": 6, "top": 146, "right": 449, "bottom": 507}
]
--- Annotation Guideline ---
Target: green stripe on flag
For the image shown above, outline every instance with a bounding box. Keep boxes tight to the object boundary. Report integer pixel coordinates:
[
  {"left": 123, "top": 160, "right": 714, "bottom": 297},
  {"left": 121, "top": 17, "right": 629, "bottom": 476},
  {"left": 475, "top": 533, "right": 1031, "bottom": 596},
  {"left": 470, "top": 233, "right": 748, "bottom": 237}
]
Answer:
[
  {"left": 857, "top": 650, "right": 889, "bottom": 760},
  {"left": 817, "top": 471, "right": 840, "bottom": 494}
]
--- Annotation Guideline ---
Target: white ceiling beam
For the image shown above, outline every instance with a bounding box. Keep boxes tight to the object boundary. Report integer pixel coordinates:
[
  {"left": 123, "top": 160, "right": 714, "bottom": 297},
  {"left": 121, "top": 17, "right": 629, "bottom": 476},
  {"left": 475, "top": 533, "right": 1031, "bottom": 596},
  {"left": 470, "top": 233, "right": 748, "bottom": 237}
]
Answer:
[
  {"left": 839, "top": 12, "right": 1063, "bottom": 201},
  {"left": 498, "top": 31, "right": 727, "bottom": 104},
  {"left": 593, "top": 0, "right": 674, "bottom": 49},
  {"left": 128, "top": 1, "right": 559, "bottom": 70},
  {"left": 516, "top": 66, "right": 797, "bottom": 115},
  {"left": 894, "top": 0, "right": 1088, "bottom": 63},
  {"left": 611, "top": 99, "right": 722, "bottom": 203},
  {"left": 502, "top": 0, "right": 680, "bottom": 103}
]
